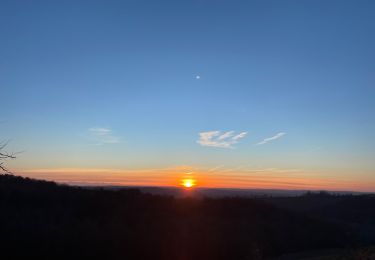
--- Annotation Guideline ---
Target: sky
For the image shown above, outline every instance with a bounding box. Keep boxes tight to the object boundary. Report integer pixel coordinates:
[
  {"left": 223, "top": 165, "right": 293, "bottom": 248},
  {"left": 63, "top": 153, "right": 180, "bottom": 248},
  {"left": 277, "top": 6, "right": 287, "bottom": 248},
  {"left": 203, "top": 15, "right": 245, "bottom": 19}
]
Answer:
[{"left": 1, "top": 0, "right": 375, "bottom": 191}]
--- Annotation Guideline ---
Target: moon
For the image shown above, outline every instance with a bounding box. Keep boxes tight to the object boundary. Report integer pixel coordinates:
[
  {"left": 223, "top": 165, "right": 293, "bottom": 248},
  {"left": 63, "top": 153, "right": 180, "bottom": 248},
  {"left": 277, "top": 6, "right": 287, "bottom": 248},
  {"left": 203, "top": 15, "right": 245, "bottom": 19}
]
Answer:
[{"left": 195, "top": 75, "right": 200, "bottom": 79}]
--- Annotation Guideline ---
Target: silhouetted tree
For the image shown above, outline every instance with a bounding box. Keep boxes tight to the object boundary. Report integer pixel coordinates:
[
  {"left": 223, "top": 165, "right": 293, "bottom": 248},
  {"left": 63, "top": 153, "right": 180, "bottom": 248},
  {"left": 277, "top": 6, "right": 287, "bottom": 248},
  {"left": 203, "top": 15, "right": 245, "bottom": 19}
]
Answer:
[{"left": 0, "top": 141, "right": 16, "bottom": 173}]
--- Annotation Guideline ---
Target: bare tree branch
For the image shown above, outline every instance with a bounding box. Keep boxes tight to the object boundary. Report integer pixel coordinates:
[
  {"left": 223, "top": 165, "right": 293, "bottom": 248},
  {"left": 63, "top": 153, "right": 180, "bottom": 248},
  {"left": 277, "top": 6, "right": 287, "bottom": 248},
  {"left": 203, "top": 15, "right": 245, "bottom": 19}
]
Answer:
[{"left": 0, "top": 141, "right": 16, "bottom": 174}]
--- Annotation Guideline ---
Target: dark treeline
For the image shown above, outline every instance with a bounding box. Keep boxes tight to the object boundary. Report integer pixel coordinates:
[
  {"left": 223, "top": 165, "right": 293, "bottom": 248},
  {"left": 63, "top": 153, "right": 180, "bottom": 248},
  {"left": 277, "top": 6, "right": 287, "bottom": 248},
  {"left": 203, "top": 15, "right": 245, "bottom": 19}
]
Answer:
[{"left": 0, "top": 175, "right": 374, "bottom": 259}]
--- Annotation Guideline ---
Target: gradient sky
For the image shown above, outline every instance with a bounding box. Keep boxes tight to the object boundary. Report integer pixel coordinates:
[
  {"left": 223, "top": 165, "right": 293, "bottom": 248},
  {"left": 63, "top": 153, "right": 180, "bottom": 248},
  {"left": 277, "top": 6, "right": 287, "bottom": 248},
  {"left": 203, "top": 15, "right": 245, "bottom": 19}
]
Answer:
[{"left": 1, "top": 0, "right": 375, "bottom": 191}]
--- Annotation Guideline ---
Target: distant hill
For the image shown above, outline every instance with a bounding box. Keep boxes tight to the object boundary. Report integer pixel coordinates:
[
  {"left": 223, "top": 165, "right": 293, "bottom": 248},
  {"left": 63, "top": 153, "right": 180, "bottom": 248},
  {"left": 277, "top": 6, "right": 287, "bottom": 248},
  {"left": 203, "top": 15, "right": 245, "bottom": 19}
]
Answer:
[
  {"left": 0, "top": 174, "right": 374, "bottom": 259},
  {"left": 97, "top": 185, "right": 367, "bottom": 198}
]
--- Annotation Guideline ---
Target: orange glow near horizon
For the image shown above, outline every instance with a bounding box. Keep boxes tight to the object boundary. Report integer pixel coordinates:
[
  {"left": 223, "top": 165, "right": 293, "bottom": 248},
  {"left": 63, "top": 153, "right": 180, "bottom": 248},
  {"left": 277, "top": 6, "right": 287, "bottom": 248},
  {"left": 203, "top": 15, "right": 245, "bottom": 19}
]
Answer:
[{"left": 13, "top": 166, "right": 375, "bottom": 192}]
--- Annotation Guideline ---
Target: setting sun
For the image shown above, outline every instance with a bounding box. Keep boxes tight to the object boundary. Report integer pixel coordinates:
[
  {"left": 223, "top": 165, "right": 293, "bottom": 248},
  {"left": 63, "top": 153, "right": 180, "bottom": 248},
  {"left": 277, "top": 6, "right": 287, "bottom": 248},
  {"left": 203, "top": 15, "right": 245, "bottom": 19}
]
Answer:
[{"left": 182, "top": 179, "right": 195, "bottom": 188}]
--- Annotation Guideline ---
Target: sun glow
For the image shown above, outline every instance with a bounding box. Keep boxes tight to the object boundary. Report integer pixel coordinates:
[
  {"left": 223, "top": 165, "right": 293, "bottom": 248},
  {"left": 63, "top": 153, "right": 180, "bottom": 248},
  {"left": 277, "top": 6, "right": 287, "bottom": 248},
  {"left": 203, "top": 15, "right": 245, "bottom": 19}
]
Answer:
[{"left": 182, "top": 178, "right": 195, "bottom": 188}]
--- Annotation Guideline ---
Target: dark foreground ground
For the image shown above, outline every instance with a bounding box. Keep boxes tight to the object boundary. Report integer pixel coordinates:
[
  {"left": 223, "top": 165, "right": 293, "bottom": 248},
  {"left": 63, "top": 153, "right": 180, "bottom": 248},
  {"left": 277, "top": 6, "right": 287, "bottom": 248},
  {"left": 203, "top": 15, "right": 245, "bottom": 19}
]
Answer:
[{"left": 0, "top": 175, "right": 374, "bottom": 259}]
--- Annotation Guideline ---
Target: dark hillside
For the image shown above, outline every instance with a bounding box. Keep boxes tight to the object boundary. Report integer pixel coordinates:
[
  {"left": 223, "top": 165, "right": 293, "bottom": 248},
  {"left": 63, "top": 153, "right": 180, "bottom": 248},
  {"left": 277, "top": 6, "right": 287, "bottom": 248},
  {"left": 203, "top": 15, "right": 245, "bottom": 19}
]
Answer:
[
  {"left": 0, "top": 175, "right": 361, "bottom": 259},
  {"left": 266, "top": 192, "right": 375, "bottom": 245}
]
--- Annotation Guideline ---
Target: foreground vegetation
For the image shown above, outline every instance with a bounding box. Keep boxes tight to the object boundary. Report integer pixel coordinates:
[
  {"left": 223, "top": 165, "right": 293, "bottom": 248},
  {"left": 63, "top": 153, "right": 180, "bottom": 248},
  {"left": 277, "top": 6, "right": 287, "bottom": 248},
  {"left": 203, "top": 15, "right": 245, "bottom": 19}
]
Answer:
[{"left": 0, "top": 175, "right": 374, "bottom": 259}]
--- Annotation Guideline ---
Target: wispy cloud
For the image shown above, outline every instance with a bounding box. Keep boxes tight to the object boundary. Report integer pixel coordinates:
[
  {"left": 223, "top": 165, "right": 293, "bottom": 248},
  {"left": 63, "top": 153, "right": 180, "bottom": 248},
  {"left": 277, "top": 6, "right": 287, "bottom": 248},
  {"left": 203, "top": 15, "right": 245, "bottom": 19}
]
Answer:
[
  {"left": 257, "top": 132, "right": 286, "bottom": 145},
  {"left": 232, "top": 132, "right": 247, "bottom": 140},
  {"left": 197, "top": 130, "right": 248, "bottom": 148},
  {"left": 89, "top": 127, "right": 120, "bottom": 145},
  {"left": 208, "top": 165, "right": 225, "bottom": 172}
]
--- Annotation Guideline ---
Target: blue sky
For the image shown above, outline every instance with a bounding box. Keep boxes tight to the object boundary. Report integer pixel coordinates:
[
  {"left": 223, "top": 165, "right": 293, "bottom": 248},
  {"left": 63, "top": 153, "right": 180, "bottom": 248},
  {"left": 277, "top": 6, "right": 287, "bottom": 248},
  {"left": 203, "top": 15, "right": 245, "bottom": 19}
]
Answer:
[{"left": 1, "top": 1, "right": 375, "bottom": 190}]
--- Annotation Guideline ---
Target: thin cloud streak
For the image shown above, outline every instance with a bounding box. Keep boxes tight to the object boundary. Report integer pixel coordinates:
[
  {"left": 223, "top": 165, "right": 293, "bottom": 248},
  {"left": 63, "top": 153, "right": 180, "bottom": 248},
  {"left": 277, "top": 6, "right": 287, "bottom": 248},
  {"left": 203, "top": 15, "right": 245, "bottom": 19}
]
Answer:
[
  {"left": 89, "top": 127, "right": 120, "bottom": 145},
  {"left": 208, "top": 165, "right": 225, "bottom": 172},
  {"left": 257, "top": 132, "right": 286, "bottom": 145}
]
